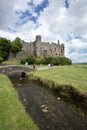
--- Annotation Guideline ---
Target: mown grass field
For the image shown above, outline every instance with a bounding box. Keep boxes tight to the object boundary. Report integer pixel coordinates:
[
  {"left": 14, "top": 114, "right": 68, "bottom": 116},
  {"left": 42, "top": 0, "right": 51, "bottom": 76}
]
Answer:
[
  {"left": 0, "top": 74, "right": 38, "bottom": 130},
  {"left": 1, "top": 60, "right": 20, "bottom": 65},
  {"left": 31, "top": 65, "right": 87, "bottom": 92}
]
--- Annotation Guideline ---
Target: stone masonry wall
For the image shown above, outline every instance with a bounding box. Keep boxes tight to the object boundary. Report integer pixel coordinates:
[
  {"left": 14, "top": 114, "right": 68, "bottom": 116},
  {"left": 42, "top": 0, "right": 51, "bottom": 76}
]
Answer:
[{"left": 8, "top": 35, "right": 65, "bottom": 60}]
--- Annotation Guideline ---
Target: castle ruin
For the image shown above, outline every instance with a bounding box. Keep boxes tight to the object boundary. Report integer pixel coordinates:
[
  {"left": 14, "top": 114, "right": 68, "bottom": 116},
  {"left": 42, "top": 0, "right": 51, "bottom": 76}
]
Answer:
[
  {"left": 9, "top": 35, "right": 65, "bottom": 60},
  {"left": 22, "top": 35, "right": 64, "bottom": 58}
]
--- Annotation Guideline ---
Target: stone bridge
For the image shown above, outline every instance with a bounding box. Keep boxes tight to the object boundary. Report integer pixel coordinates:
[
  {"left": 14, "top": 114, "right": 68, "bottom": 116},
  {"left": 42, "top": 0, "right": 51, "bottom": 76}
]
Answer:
[{"left": 0, "top": 65, "right": 35, "bottom": 76}]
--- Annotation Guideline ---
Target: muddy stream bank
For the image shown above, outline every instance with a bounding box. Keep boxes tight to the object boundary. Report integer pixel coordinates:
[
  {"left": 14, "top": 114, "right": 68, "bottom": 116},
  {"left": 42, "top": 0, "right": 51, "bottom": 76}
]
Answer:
[{"left": 11, "top": 77, "right": 87, "bottom": 130}]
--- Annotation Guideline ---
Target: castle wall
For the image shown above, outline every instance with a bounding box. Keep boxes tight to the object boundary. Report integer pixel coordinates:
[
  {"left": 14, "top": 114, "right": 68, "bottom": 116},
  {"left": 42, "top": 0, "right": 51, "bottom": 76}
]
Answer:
[
  {"left": 22, "top": 41, "right": 35, "bottom": 55},
  {"left": 34, "top": 35, "right": 65, "bottom": 58},
  {"left": 22, "top": 41, "right": 31, "bottom": 52},
  {"left": 9, "top": 35, "right": 65, "bottom": 60}
]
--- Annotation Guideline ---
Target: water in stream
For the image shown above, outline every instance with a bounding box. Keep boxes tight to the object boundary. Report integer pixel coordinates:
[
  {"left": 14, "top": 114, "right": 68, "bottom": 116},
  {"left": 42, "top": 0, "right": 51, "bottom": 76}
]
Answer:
[{"left": 11, "top": 78, "right": 87, "bottom": 130}]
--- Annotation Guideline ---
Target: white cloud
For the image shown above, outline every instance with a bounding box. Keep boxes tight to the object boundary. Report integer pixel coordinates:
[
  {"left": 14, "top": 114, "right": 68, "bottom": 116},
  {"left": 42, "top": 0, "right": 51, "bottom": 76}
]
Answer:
[
  {"left": 0, "top": 30, "right": 16, "bottom": 41},
  {"left": 33, "top": 0, "right": 45, "bottom": 6},
  {"left": 65, "top": 38, "right": 87, "bottom": 63}
]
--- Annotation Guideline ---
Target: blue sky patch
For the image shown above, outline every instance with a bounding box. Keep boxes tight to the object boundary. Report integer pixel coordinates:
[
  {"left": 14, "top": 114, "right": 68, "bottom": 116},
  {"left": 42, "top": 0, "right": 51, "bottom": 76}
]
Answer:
[
  {"left": 66, "top": 33, "right": 83, "bottom": 42},
  {"left": 66, "top": 33, "right": 73, "bottom": 42},
  {"left": 68, "top": 48, "right": 75, "bottom": 54},
  {"left": 20, "top": 10, "right": 37, "bottom": 23},
  {"left": 15, "top": 10, "right": 38, "bottom": 26},
  {"left": 79, "top": 49, "right": 87, "bottom": 54},
  {"left": 15, "top": 0, "right": 49, "bottom": 27},
  {"left": 35, "top": 0, "right": 49, "bottom": 15},
  {"left": 65, "top": 0, "right": 69, "bottom": 8},
  {"left": 74, "top": 35, "right": 82, "bottom": 39}
]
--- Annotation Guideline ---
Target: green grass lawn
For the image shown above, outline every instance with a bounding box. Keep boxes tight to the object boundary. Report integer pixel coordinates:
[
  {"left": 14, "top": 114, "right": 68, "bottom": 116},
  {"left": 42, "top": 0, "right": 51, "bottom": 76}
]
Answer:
[
  {"left": 31, "top": 65, "right": 87, "bottom": 92},
  {"left": 0, "top": 74, "right": 38, "bottom": 130},
  {"left": 1, "top": 60, "right": 20, "bottom": 65}
]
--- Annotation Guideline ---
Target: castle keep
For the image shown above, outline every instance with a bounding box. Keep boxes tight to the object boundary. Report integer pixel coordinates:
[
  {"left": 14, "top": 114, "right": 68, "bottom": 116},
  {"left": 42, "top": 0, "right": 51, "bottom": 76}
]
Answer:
[
  {"left": 9, "top": 35, "right": 65, "bottom": 60},
  {"left": 22, "top": 35, "right": 64, "bottom": 58}
]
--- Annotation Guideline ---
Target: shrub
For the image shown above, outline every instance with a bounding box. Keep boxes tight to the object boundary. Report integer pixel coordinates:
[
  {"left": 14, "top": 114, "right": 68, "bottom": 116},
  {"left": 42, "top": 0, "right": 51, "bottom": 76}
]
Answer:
[
  {"left": 56, "top": 57, "right": 72, "bottom": 65},
  {"left": 0, "top": 56, "right": 3, "bottom": 63},
  {"left": 50, "top": 58, "right": 58, "bottom": 65},
  {"left": 26, "top": 54, "right": 36, "bottom": 64},
  {"left": 40, "top": 57, "right": 72, "bottom": 65},
  {"left": 36, "top": 58, "right": 43, "bottom": 65},
  {"left": 20, "top": 55, "right": 72, "bottom": 66},
  {"left": 20, "top": 58, "right": 26, "bottom": 64}
]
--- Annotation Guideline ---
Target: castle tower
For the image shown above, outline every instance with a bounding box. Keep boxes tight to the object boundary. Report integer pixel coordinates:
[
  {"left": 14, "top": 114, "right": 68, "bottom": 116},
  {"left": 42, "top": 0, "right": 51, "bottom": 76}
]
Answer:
[
  {"left": 61, "top": 44, "right": 64, "bottom": 56},
  {"left": 34, "top": 35, "right": 42, "bottom": 57},
  {"left": 57, "top": 40, "right": 60, "bottom": 45},
  {"left": 36, "top": 35, "right": 41, "bottom": 42}
]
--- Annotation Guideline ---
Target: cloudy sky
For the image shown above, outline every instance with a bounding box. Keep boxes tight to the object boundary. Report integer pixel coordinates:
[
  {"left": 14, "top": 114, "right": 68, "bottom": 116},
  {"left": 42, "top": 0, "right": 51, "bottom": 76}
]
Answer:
[{"left": 0, "top": 0, "right": 87, "bottom": 63}]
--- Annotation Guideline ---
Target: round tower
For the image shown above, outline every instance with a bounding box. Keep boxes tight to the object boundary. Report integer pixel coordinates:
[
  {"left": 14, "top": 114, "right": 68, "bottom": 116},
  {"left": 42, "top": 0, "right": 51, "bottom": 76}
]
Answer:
[
  {"left": 57, "top": 40, "right": 60, "bottom": 45},
  {"left": 36, "top": 35, "right": 41, "bottom": 42}
]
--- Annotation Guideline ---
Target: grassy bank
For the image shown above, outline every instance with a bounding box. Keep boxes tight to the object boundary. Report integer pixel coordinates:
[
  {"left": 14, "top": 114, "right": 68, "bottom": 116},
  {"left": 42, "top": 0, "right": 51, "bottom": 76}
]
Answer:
[
  {"left": 29, "top": 65, "right": 87, "bottom": 92},
  {"left": 1, "top": 60, "right": 20, "bottom": 65},
  {"left": 0, "top": 74, "right": 38, "bottom": 130}
]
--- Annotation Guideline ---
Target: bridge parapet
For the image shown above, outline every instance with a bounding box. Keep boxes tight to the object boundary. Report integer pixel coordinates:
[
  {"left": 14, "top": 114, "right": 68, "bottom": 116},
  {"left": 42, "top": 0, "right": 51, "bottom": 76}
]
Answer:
[{"left": 0, "top": 65, "right": 35, "bottom": 76}]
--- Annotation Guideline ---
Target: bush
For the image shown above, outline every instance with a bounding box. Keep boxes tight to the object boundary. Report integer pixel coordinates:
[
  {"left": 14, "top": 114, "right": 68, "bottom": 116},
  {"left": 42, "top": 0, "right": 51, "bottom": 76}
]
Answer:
[
  {"left": 50, "top": 58, "right": 58, "bottom": 65},
  {"left": 56, "top": 57, "right": 72, "bottom": 65},
  {"left": 36, "top": 58, "right": 43, "bottom": 65},
  {"left": 20, "top": 58, "right": 26, "bottom": 64},
  {"left": 0, "top": 56, "right": 3, "bottom": 63},
  {"left": 38, "top": 57, "right": 72, "bottom": 65},
  {"left": 26, "top": 54, "right": 36, "bottom": 64},
  {"left": 20, "top": 55, "right": 72, "bottom": 66}
]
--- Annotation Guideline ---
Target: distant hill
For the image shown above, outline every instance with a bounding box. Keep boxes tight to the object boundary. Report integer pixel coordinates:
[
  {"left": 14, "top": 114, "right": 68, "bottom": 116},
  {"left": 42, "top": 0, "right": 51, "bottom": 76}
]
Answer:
[{"left": 73, "top": 62, "right": 87, "bottom": 65}]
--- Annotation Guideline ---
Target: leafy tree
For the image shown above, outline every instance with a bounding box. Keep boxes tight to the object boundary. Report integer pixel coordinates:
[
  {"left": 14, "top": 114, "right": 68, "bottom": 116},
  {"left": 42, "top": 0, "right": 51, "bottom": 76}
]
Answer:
[
  {"left": 11, "top": 37, "right": 22, "bottom": 54},
  {"left": 0, "top": 37, "right": 11, "bottom": 60}
]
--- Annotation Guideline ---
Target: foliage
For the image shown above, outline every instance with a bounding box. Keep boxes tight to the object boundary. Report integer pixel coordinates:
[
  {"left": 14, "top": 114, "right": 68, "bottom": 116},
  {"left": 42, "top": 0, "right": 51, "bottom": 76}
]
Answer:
[
  {"left": 11, "top": 37, "right": 22, "bottom": 54},
  {"left": 56, "top": 57, "right": 72, "bottom": 65},
  {"left": 20, "top": 55, "right": 36, "bottom": 65},
  {"left": 0, "top": 37, "right": 11, "bottom": 60},
  {"left": 36, "top": 58, "right": 42, "bottom": 65},
  {"left": 0, "top": 74, "right": 39, "bottom": 130},
  {"left": 0, "top": 56, "right": 4, "bottom": 63},
  {"left": 20, "top": 58, "right": 26, "bottom": 64},
  {"left": 36, "top": 57, "right": 72, "bottom": 65},
  {"left": 20, "top": 56, "right": 72, "bottom": 65},
  {"left": 26, "top": 54, "right": 36, "bottom": 64},
  {"left": 41, "top": 57, "right": 53, "bottom": 64}
]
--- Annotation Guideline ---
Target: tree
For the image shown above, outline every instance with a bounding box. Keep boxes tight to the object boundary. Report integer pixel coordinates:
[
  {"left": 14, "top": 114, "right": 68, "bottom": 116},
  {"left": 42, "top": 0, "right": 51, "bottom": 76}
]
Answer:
[
  {"left": 0, "top": 37, "right": 11, "bottom": 60},
  {"left": 11, "top": 37, "right": 22, "bottom": 55}
]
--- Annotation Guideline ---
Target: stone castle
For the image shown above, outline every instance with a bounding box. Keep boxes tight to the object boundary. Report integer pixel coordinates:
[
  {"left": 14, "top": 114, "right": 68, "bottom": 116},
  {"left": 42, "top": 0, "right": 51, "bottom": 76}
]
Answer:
[{"left": 9, "top": 35, "right": 65, "bottom": 60}]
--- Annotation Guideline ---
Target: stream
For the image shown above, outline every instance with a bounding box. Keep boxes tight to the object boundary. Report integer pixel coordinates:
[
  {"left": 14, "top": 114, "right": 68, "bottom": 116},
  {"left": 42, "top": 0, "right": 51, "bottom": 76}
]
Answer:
[{"left": 11, "top": 77, "right": 87, "bottom": 130}]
